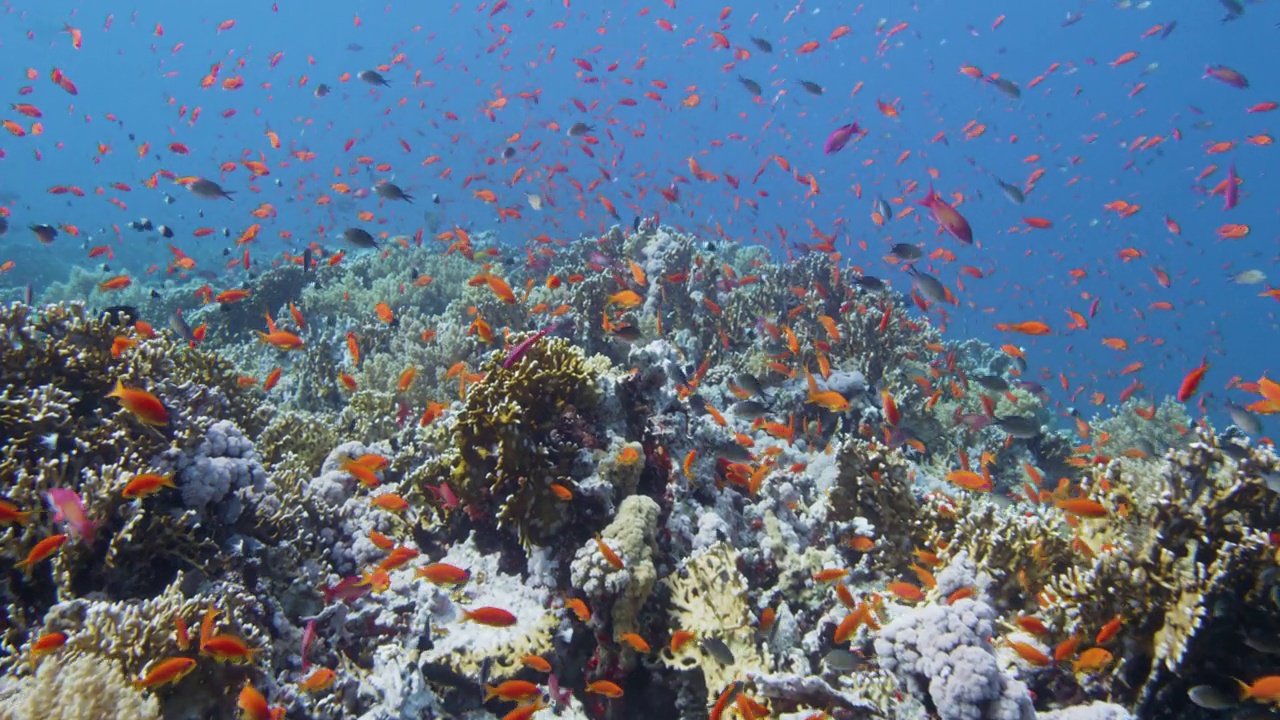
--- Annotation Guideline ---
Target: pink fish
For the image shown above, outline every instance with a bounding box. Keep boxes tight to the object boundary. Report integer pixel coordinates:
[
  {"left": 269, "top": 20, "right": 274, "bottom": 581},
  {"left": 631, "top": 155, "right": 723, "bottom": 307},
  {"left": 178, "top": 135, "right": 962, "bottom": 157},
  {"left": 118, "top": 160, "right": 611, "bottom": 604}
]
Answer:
[
  {"left": 425, "top": 482, "right": 459, "bottom": 510},
  {"left": 322, "top": 575, "right": 371, "bottom": 605},
  {"left": 823, "top": 122, "right": 861, "bottom": 155},
  {"left": 503, "top": 324, "right": 558, "bottom": 369},
  {"left": 1224, "top": 162, "right": 1239, "bottom": 211},
  {"left": 916, "top": 185, "right": 974, "bottom": 244},
  {"left": 1204, "top": 65, "right": 1248, "bottom": 89},
  {"left": 46, "top": 488, "right": 96, "bottom": 544},
  {"left": 300, "top": 618, "right": 316, "bottom": 670}
]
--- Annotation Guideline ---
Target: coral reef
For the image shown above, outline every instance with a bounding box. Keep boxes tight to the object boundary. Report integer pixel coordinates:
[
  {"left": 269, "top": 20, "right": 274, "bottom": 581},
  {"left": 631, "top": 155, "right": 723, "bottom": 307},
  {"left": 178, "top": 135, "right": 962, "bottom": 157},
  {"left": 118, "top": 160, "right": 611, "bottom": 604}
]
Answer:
[{"left": 1, "top": 221, "right": 1271, "bottom": 720}]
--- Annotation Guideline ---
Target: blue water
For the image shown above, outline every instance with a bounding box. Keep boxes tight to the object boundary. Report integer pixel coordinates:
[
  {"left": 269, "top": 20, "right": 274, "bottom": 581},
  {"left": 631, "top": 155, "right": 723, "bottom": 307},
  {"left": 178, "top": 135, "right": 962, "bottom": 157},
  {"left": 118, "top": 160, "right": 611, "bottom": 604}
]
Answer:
[{"left": 1, "top": 0, "right": 1275, "bottom": 430}]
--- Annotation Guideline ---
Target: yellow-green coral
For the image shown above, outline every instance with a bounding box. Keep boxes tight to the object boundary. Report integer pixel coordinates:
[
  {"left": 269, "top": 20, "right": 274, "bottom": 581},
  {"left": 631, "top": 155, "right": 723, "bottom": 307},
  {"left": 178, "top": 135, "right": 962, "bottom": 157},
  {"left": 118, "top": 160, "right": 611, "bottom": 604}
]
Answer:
[
  {"left": 444, "top": 335, "right": 602, "bottom": 545},
  {"left": 659, "top": 543, "right": 771, "bottom": 705}
]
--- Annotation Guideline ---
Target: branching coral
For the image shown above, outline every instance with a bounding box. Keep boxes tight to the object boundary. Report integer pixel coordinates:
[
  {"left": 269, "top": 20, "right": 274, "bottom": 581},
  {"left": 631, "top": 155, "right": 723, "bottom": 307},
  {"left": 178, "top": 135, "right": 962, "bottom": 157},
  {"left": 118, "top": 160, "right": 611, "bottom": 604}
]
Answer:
[{"left": 443, "top": 335, "right": 604, "bottom": 546}]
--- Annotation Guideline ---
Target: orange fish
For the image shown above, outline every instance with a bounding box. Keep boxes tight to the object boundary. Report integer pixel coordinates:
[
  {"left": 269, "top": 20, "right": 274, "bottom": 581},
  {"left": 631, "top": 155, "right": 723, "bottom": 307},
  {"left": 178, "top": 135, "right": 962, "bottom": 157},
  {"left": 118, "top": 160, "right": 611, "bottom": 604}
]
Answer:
[
  {"left": 134, "top": 657, "right": 197, "bottom": 688},
  {"left": 298, "top": 667, "right": 336, "bottom": 693},
  {"left": 461, "top": 606, "right": 518, "bottom": 627},
  {"left": 107, "top": 380, "right": 169, "bottom": 425},
  {"left": 121, "top": 473, "right": 175, "bottom": 499},
  {"left": 586, "top": 680, "right": 624, "bottom": 698},
  {"left": 417, "top": 561, "right": 473, "bottom": 584}
]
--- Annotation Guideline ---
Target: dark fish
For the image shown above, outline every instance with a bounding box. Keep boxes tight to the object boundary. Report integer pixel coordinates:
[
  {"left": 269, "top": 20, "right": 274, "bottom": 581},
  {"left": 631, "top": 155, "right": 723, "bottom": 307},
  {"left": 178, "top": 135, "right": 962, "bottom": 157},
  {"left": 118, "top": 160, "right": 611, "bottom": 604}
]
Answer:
[
  {"left": 994, "top": 415, "right": 1040, "bottom": 438},
  {"left": 347, "top": 42, "right": 364, "bottom": 52},
  {"left": 995, "top": 178, "right": 1025, "bottom": 204},
  {"left": 158, "top": 224, "right": 174, "bottom": 238},
  {"left": 632, "top": 216, "right": 641, "bottom": 233},
  {"left": 875, "top": 195, "right": 894, "bottom": 222},
  {"left": 738, "top": 76, "right": 763, "bottom": 97},
  {"left": 502, "top": 146, "right": 516, "bottom": 160},
  {"left": 989, "top": 76, "right": 1021, "bottom": 99},
  {"left": 341, "top": 227, "right": 379, "bottom": 249},
  {"left": 0, "top": 216, "right": 8, "bottom": 235},
  {"left": 375, "top": 182, "right": 413, "bottom": 203},
  {"left": 700, "top": 637, "right": 735, "bottom": 665},
  {"left": 1220, "top": 441, "right": 1250, "bottom": 461},
  {"left": 797, "top": 80, "right": 823, "bottom": 95},
  {"left": 609, "top": 324, "right": 643, "bottom": 342},
  {"left": 668, "top": 363, "right": 688, "bottom": 386},
  {"left": 187, "top": 178, "right": 235, "bottom": 201},
  {"left": 973, "top": 375, "right": 1009, "bottom": 392},
  {"left": 1219, "top": 0, "right": 1244, "bottom": 22},
  {"left": 735, "top": 372, "right": 763, "bottom": 396},
  {"left": 715, "top": 444, "right": 752, "bottom": 464},
  {"left": 889, "top": 243, "right": 921, "bottom": 261},
  {"left": 99, "top": 306, "right": 138, "bottom": 326},
  {"left": 29, "top": 224, "right": 58, "bottom": 244},
  {"left": 1159, "top": 20, "right": 1177, "bottom": 38},
  {"left": 731, "top": 401, "right": 768, "bottom": 421},
  {"left": 313, "top": 83, "right": 331, "bottom": 98},
  {"left": 357, "top": 69, "right": 389, "bottom": 86},
  {"left": 1187, "top": 685, "right": 1237, "bottom": 710},
  {"left": 302, "top": 247, "right": 313, "bottom": 274},
  {"left": 686, "top": 394, "right": 707, "bottom": 414},
  {"left": 567, "top": 122, "right": 594, "bottom": 137},
  {"left": 749, "top": 37, "right": 772, "bottom": 53},
  {"left": 853, "top": 275, "right": 886, "bottom": 292}
]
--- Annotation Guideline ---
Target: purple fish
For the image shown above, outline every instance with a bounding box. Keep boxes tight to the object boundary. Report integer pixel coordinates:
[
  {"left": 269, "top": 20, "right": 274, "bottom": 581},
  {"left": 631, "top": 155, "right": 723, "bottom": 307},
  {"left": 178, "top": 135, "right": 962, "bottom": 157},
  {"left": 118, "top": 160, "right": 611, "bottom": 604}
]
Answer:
[
  {"left": 301, "top": 618, "right": 317, "bottom": 670},
  {"left": 823, "top": 122, "right": 861, "bottom": 155},
  {"left": 1224, "top": 162, "right": 1239, "bottom": 211},
  {"left": 1204, "top": 65, "right": 1248, "bottom": 89},
  {"left": 503, "top": 324, "right": 558, "bottom": 369},
  {"left": 46, "top": 488, "right": 96, "bottom": 545}
]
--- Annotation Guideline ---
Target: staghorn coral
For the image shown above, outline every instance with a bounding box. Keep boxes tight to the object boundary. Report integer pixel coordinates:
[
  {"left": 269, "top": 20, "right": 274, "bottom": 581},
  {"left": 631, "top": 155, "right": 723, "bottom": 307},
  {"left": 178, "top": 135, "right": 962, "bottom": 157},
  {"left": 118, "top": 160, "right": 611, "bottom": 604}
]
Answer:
[{"left": 445, "top": 335, "right": 604, "bottom": 546}]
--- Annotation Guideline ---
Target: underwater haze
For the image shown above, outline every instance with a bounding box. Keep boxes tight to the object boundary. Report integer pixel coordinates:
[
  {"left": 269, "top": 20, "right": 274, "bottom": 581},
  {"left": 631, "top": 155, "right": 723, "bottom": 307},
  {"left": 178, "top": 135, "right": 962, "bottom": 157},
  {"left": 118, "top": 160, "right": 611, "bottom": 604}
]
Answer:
[{"left": 1, "top": 1, "right": 1280, "bottom": 719}]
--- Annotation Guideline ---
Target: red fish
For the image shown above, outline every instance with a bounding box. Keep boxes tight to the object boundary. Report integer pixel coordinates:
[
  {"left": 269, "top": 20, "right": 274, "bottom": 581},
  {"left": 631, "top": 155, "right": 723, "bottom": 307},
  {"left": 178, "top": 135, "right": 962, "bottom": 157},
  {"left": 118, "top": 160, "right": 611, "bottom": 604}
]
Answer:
[{"left": 917, "top": 185, "right": 974, "bottom": 244}]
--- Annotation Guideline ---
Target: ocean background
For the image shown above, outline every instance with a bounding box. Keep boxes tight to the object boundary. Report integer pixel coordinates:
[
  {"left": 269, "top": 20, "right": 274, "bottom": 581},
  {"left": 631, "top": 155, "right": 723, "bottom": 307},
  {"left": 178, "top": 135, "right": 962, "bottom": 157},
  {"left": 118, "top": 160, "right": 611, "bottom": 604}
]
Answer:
[{"left": 1, "top": 0, "right": 1274, "bottom": 430}]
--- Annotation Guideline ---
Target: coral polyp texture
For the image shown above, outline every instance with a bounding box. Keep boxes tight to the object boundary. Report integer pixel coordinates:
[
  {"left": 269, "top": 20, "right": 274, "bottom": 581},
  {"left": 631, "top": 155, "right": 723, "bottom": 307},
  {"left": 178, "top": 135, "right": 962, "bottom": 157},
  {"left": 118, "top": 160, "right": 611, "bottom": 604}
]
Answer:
[{"left": 0, "top": 222, "right": 1275, "bottom": 720}]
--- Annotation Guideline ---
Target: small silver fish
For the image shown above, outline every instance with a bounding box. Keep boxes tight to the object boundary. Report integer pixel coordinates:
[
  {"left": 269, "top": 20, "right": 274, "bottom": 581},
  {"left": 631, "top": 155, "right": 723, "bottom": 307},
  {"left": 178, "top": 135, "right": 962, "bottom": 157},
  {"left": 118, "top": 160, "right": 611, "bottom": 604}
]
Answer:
[
  {"left": 1187, "top": 685, "right": 1237, "bottom": 710},
  {"left": 910, "top": 268, "right": 950, "bottom": 305},
  {"left": 699, "top": 637, "right": 735, "bottom": 665},
  {"left": 995, "top": 177, "right": 1025, "bottom": 204},
  {"left": 889, "top": 243, "right": 920, "bottom": 261},
  {"left": 1226, "top": 400, "right": 1263, "bottom": 436},
  {"left": 875, "top": 195, "right": 894, "bottom": 222},
  {"left": 187, "top": 178, "right": 235, "bottom": 201},
  {"left": 1228, "top": 269, "right": 1266, "bottom": 285}
]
